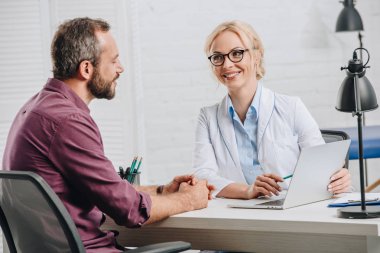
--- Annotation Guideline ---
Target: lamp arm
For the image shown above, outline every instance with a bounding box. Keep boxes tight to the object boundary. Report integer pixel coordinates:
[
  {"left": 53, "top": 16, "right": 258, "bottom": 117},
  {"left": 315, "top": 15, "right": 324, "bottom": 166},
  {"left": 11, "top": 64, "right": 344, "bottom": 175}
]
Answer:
[
  {"left": 354, "top": 73, "right": 366, "bottom": 211},
  {"left": 358, "top": 33, "right": 363, "bottom": 60},
  {"left": 357, "top": 113, "right": 366, "bottom": 211}
]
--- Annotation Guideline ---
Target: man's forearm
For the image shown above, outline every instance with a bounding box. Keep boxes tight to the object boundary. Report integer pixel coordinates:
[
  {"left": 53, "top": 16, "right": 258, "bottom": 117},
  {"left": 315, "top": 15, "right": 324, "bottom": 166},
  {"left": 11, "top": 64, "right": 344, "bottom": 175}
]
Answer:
[
  {"left": 134, "top": 185, "right": 160, "bottom": 195},
  {"left": 144, "top": 192, "right": 192, "bottom": 225}
]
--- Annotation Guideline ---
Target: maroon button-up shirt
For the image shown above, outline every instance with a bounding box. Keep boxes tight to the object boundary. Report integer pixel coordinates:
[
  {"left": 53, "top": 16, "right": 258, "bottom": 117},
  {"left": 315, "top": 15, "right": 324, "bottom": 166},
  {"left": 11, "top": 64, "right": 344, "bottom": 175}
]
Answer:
[{"left": 2, "top": 78, "right": 152, "bottom": 252}]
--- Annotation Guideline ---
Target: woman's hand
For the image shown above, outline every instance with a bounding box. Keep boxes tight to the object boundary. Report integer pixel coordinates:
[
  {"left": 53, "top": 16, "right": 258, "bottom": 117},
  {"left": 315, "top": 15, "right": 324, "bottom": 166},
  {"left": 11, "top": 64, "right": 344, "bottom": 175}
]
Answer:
[
  {"left": 328, "top": 168, "right": 351, "bottom": 194},
  {"left": 247, "top": 173, "right": 283, "bottom": 199}
]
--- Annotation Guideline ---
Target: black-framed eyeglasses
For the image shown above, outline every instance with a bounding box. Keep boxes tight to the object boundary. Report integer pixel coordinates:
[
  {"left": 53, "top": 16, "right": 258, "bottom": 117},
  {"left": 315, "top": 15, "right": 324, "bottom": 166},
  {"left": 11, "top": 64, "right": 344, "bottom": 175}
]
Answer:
[{"left": 208, "top": 49, "right": 249, "bottom": 66}]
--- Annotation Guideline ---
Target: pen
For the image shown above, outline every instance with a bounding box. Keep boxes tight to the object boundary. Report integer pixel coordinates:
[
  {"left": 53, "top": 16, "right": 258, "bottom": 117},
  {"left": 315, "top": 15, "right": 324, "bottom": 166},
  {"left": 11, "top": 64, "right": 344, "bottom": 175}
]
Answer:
[
  {"left": 135, "top": 157, "right": 143, "bottom": 173},
  {"left": 128, "top": 156, "right": 138, "bottom": 182},
  {"left": 118, "top": 166, "right": 125, "bottom": 179},
  {"left": 348, "top": 198, "right": 379, "bottom": 203},
  {"left": 131, "top": 156, "right": 137, "bottom": 170},
  {"left": 283, "top": 174, "right": 293, "bottom": 180}
]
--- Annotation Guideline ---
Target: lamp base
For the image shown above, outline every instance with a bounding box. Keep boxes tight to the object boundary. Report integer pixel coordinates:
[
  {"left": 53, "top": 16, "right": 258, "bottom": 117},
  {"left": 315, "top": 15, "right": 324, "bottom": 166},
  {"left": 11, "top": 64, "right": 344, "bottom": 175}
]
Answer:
[{"left": 337, "top": 206, "right": 380, "bottom": 219}]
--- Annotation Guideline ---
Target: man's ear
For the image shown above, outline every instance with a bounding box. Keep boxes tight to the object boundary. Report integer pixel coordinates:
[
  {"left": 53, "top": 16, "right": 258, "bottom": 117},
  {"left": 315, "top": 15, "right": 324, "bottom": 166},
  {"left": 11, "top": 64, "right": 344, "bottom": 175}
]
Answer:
[{"left": 78, "top": 60, "right": 94, "bottom": 80}]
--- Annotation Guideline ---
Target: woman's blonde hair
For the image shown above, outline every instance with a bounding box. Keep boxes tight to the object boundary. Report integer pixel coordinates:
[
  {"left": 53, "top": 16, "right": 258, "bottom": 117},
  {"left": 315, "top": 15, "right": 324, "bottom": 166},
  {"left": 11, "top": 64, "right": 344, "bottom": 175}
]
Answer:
[{"left": 204, "top": 20, "right": 265, "bottom": 80}]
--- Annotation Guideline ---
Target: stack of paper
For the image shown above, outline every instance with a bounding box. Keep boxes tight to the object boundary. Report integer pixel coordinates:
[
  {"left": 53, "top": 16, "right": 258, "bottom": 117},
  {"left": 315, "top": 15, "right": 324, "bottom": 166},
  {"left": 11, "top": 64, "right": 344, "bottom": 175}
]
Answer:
[{"left": 328, "top": 192, "right": 380, "bottom": 207}]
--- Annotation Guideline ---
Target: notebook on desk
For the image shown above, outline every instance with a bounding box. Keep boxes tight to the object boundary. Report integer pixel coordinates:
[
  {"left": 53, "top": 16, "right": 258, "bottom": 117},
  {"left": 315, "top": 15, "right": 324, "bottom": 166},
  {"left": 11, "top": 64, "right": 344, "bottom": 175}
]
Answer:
[{"left": 228, "top": 139, "right": 351, "bottom": 210}]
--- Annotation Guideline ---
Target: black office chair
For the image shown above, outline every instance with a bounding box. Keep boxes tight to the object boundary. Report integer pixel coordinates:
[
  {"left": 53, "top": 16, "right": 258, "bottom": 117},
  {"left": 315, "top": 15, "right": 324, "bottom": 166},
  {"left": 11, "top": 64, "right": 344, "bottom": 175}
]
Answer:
[
  {"left": 0, "top": 170, "right": 191, "bottom": 253},
  {"left": 320, "top": 129, "right": 350, "bottom": 169}
]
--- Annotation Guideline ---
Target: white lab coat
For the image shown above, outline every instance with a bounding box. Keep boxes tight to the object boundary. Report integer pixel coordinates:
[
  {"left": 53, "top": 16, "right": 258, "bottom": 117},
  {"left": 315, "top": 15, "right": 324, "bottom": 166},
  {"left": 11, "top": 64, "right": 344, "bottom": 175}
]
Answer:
[{"left": 192, "top": 86, "right": 324, "bottom": 196}]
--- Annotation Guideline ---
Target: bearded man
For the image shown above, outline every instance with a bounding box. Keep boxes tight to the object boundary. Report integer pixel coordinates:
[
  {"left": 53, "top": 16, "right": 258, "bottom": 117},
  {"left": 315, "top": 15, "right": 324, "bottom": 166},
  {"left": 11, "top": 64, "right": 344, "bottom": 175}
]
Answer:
[{"left": 2, "top": 17, "right": 212, "bottom": 252}]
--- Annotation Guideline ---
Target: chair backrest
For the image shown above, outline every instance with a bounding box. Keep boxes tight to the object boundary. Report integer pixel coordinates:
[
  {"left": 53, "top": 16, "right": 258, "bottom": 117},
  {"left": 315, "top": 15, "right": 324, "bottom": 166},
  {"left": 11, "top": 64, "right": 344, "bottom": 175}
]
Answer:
[
  {"left": 0, "top": 170, "right": 85, "bottom": 253},
  {"left": 320, "top": 129, "right": 350, "bottom": 169}
]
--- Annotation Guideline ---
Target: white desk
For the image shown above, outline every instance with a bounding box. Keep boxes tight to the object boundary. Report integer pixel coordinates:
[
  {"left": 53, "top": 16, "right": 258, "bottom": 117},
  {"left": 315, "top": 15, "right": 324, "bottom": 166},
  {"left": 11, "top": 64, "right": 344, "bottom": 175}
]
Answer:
[{"left": 102, "top": 198, "right": 380, "bottom": 253}]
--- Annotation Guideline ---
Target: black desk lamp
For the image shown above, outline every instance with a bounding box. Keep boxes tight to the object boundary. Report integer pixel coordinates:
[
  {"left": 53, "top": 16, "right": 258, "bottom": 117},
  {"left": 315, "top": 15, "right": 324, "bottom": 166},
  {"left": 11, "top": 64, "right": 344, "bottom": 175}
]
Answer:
[
  {"left": 336, "top": 48, "right": 379, "bottom": 218},
  {"left": 336, "top": 0, "right": 372, "bottom": 186},
  {"left": 336, "top": 0, "right": 364, "bottom": 59}
]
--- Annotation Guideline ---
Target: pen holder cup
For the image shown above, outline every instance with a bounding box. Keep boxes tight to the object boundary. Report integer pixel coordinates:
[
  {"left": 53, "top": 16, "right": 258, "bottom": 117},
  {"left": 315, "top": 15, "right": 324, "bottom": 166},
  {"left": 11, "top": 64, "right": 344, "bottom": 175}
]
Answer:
[
  {"left": 118, "top": 166, "right": 141, "bottom": 185},
  {"left": 127, "top": 172, "right": 141, "bottom": 185}
]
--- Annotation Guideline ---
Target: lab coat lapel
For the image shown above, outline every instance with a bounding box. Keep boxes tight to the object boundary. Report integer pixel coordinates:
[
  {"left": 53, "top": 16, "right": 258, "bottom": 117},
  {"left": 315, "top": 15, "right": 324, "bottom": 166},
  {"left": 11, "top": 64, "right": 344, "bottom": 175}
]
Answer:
[
  {"left": 257, "top": 87, "right": 275, "bottom": 150},
  {"left": 216, "top": 96, "right": 240, "bottom": 168}
]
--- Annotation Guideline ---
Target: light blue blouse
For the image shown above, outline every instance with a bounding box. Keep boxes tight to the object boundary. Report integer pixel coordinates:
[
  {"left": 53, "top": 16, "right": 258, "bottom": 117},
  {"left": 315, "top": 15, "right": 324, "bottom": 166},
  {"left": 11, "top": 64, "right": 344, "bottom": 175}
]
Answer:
[{"left": 227, "top": 83, "right": 263, "bottom": 184}]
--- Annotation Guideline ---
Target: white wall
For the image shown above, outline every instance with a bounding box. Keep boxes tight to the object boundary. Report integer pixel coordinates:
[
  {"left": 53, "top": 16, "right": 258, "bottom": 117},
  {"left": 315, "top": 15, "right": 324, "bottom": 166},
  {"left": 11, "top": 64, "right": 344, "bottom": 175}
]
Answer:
[{"left": 1, "top": 0, "right": 380, "bottom": 191}]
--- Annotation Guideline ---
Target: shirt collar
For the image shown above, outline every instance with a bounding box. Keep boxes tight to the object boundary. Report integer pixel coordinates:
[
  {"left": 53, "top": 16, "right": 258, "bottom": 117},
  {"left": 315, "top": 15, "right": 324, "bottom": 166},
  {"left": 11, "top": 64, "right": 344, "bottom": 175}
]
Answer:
[
  {"left": 44, "top": 78, "right": 90, "bottom": 113},
  {"left": 228, "top": 82, "right": 262, "bottom": 121}
]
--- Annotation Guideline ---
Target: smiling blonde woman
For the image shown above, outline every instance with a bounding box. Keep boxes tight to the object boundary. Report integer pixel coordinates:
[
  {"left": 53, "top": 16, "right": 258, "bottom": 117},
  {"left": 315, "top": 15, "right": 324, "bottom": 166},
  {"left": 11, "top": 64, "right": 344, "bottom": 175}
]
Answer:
[{"left": 192, "top": 20, "right": 351, "bottom": 200}]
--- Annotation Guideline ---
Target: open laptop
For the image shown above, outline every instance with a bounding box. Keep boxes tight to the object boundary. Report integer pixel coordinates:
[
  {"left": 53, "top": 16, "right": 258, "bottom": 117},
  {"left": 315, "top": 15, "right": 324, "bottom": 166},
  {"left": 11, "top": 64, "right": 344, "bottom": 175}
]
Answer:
[{"left": 228, "top": 139, "right": 351, "bottom": 210}]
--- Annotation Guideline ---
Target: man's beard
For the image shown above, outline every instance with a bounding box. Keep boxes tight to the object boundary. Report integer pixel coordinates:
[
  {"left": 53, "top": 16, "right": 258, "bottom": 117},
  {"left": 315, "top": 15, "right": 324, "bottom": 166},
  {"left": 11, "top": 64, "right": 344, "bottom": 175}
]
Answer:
[{"left": 88, "top": 68, "right": 118, "bottom": 100}]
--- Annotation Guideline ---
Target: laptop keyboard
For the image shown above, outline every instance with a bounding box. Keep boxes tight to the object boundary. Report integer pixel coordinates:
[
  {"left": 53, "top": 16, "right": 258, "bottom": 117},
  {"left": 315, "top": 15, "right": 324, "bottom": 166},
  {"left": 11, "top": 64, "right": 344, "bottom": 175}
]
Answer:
[{"left": 257, "top": 198, "right": 285, "bottom": 206}]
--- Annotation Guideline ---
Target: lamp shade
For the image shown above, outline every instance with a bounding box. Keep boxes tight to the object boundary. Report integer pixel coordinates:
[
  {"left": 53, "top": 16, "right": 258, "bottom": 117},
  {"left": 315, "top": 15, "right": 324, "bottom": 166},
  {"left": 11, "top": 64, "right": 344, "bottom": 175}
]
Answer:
[
  {"left": 336, "top": 74, "right": 378, "bottom": 113},
  {"left": 336, "top": 0, "right": 364, "bottom": 32}
]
